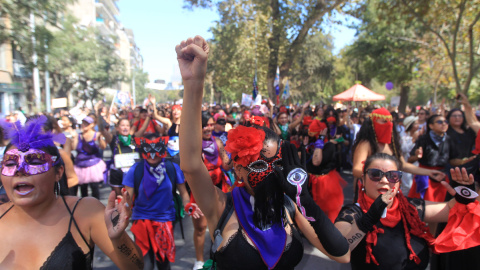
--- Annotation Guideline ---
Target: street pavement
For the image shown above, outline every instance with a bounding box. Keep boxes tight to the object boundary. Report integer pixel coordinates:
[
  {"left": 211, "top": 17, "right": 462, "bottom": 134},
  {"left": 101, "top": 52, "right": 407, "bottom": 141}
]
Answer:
[{"left": 92, "top": 168, "right": 355, "bottom": 270}]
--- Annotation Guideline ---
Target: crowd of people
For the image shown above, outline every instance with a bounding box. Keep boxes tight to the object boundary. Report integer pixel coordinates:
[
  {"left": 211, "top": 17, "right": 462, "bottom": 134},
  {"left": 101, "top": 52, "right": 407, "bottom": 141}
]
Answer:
[{"left": 0, "top": 35, "right": 480, "bottom": 270}]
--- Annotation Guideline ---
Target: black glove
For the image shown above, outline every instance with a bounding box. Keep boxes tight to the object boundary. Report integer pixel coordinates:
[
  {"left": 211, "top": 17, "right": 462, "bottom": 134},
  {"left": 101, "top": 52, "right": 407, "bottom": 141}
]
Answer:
[
  {"left": 276, "top": 141, "right": 349, "bottom": 257},
  {"left": 356, "top": 195, "right": 388, "bottom": 233},
  {"left": 279, "top": 141, "right": 312, "bottom": 220}
]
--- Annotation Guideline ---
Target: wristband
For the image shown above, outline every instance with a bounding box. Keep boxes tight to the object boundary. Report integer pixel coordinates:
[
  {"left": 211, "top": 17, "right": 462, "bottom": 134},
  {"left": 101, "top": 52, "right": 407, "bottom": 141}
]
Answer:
[
  {"left": 454, "top": 186, "right": 478, "bottom": 205},
  {"left": 357, "top": 195, "right": 388, "bottom": 233},
  {"left": 314, "top": 139, "right": 324, "bottom": 149},
  {"left": 184, "top": 203, "right": 197, "bottom": 216}
]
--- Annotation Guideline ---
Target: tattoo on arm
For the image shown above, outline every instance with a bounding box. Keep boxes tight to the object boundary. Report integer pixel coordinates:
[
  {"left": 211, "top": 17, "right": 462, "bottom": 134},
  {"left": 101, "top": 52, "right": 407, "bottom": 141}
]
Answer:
[
  {"left": 111, "top": 209, "right": 120, "bottom": 231},
  {"left": 347, "top": 233, "right": 363, "bottom": 244},
  {"left": 118, "top": 244, "right": 144, "bottom": 268}
]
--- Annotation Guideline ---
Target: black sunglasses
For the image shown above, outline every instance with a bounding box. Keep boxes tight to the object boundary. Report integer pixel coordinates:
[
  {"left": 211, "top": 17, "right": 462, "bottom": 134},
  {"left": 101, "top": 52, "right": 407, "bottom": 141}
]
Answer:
[
  {"left": 435, "top": 120, "right": 448, "bottom": 125},
  {"left": 366, "top": 168, "right": 402, "bottom": 183}
]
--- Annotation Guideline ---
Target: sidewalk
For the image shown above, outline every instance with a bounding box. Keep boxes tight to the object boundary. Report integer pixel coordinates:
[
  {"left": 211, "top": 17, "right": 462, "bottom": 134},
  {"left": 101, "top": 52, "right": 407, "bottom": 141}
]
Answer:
[{"left": 92, "top": 171, "right": 355, "bottom": 270}]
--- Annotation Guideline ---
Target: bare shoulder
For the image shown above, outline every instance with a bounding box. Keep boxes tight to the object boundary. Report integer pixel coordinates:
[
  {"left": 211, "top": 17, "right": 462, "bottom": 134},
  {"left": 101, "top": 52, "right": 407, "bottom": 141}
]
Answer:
[{"left": 63, "top": 196, "right": 105, "bottom": 217}]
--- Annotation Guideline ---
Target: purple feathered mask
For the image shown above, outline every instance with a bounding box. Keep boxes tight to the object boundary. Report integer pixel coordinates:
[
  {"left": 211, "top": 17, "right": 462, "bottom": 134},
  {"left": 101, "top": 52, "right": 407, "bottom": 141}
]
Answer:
[{"left": 1, "top": 115, "right": 66, "bottom": 152}]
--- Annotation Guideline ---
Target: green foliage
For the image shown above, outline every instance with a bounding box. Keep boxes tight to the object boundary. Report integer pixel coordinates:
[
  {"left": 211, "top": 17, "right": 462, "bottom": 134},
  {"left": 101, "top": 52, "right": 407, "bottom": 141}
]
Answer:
[
  {"left": 48, "top": 15, "right": 126, "bottom": 103},
  {"left": 184, "top": 0, "right": 349, "bottom": 102}
]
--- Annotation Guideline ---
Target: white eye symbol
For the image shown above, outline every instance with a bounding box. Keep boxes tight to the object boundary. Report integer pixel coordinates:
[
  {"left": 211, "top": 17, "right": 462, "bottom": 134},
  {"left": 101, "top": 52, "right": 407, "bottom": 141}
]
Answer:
[{"left": 287, "top": 168, "right": 307, "bottom": 185}]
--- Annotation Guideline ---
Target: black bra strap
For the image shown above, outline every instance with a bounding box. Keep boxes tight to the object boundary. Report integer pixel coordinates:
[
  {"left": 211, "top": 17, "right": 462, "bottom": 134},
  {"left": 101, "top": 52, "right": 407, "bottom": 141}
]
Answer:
[
  {"left": 0, "top": 204, "right": 14, "bottom": 220},
  {"left": 64, "top": 197, "right": 91, "bottom": 250}
]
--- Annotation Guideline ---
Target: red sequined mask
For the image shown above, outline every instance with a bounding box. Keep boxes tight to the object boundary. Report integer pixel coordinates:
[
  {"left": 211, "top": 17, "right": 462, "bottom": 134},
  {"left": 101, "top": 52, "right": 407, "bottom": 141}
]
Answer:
[
  {"left": 134, "top": 136, "right": 169, "bottom": 160},
  {"left": 245, "top": 140, "right": 282, "bottom": 188}
]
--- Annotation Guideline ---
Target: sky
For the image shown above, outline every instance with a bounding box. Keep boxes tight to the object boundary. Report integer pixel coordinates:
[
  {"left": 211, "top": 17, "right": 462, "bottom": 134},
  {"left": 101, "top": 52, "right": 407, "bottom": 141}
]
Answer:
[{"left": 116, "top": 1, "right": 357, "bottom": 83}]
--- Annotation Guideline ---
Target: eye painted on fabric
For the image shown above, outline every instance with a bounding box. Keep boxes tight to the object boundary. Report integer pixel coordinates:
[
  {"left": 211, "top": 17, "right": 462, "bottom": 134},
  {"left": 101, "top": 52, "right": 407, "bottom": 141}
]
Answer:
[
  {"left": 248, "top": 160, "right": 268, "bottom": 172},
  {"left": 286, "top": 168, "right": 307, "bottom": 185}
]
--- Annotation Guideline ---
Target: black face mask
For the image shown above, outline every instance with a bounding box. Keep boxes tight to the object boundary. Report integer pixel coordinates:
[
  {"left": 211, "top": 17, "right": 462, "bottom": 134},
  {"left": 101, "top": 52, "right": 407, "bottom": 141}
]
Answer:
[{"left": 216, "top": 119, "right": 227, "bottom": 125}]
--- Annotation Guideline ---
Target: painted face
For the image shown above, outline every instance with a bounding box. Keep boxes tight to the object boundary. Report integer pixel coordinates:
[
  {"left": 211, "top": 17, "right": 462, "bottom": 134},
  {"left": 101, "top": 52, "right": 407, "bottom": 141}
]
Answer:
[
  {"left": 134, "top": 137, "right": 169, "bottom": 159},
  {"left": 244, "top": 140, "right": 283, "bottom": 188},
  {"left": 2, "top": 149, "right": 57, "bottom": 176}
]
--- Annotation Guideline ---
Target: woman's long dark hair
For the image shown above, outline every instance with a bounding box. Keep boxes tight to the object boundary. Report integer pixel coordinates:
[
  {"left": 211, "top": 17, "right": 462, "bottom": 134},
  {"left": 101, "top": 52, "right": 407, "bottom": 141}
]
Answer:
[
  {"left": 446, "top": 109, "right": 467, "bottom": 131},
  {"left": 251, "top": 126, "right": 285, "bottom": 229},
  {"left": 352, "top": 118, "right": 402, "bottom": 160}
]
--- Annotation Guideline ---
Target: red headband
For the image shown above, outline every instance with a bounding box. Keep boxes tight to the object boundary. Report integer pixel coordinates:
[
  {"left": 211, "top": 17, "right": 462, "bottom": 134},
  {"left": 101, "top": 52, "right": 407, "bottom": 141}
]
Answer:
[
  {"left": 326, "top": 116, "right": 336, "bottom": 123},
  {"left": 172, "top": 105, "right": 182, "bottom": 111},
  {"left": 371, "top": 108, "right": 392, "bottom": 122}
]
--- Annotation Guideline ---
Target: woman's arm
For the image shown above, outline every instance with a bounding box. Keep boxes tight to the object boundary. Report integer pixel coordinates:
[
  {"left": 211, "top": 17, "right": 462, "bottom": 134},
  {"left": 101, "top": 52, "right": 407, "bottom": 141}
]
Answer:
[
  {"left": 294, "top": 207, "right": 350, "bottom": 263},
  {"left": 178, "top": 36, "right": 226, "bottom": 231},
  {"left": 289, "top": 101, "right": 310, "bottom": 130},
  {"left": 400, "top": 156, "right": 445, "bottom": 182},
  {"left": 424, "top": 167, "right": 477, "bottom": 223},
  {"left": 72, "top": 132, "right": 79, "bottom": 150},
  {"left": 216, "top": 138, "right": 233, "bottom": 171},
  {"left": 88, "top": 191, "right": 144, "bottom": 270},
  {"left": 459, "top": 93, "right": 480, "bottom": 133},
  {"left": 352, "top": 141, "right": 371, "bottom": 179},
  {"left": 133, "top": 117, "right": 151, "bottom": 137}
]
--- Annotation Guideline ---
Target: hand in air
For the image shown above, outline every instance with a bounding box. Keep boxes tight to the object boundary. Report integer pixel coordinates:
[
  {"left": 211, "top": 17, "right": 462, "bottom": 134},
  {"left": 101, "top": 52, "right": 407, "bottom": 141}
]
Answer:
[
  {"left": 175, "top": 35, "right": 209, "bottom": 82},
  {"left": 105, "top": 189, "right": 132, "bottom": 239},
  {"left": 442, "top": 167, "right": 478, "bottom": 204}
]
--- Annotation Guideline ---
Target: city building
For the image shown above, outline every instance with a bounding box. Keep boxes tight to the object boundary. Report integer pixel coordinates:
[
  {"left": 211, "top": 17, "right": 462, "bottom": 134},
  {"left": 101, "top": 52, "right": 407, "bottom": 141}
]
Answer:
[
  {"left": 0, "top": 17, "right": 28, "bottom": 117},
  {"left": 69, "top": 0, "right": 143, "bottom": 98}
]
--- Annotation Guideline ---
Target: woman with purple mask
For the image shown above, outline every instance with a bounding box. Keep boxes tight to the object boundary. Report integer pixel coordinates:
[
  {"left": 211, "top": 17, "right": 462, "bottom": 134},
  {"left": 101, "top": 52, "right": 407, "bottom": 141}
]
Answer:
[{"left": 0, "top": 116, "right": 143, "bottom": 269}]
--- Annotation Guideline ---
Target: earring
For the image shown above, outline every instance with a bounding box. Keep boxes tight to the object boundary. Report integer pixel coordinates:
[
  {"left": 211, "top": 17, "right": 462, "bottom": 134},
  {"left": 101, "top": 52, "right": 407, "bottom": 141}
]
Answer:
[
  {"left": 361, "top": 187, "right": 365, "bottom": 191},
  {"left": 235, "top": 179, "right": 246, "bottom": 188},
  {"left": 55, "top": 182, "right": 60, "bottom": 199}
]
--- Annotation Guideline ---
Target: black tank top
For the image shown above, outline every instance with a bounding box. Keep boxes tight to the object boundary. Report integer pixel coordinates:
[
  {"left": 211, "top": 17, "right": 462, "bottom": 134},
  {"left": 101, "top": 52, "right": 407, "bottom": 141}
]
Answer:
[
  {"left": 0, "top": 197, "right": 94, "bottom": 269},
  {"left": 215, "top": 220, "right": 304, "bottom": 269},
  {"left": 168, "top": 123, "right": 179, "bottom": 137}
]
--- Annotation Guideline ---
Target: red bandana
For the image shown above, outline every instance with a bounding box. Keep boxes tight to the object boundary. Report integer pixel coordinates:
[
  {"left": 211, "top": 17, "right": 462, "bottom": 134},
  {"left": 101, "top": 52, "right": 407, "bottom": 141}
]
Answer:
[
  {"left": 172, "top": 105, "right": 182, "bottom": 111},
  {"left": 371, "top": 108, "right": 393, "bottom": 144},
  {"left": 308, "top": 119, "right": 327, "bottom": 139}
]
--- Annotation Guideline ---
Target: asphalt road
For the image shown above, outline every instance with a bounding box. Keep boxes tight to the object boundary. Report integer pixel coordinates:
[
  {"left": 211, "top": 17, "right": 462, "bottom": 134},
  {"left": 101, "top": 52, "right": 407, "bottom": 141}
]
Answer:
[{"left": 91, "top": 169, "right": 355, "bottom": 270}]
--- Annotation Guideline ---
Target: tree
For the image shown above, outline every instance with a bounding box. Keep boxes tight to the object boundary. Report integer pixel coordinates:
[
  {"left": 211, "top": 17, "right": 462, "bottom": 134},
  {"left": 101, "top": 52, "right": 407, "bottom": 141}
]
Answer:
[
  {"left": 184, "top": 0, "right": 349, "bottom": 101},
  {"left": 345, "top": 0, "right": 423, "bottom": 112},
  {"left": 378, "top": 0, "right": 480, "bottom": 95},
  {"left": 0, "top": 0, "right": 73, "bottom": 110},
  {"left": 48, "top": 16, "right": 126, "bottom": 105}
]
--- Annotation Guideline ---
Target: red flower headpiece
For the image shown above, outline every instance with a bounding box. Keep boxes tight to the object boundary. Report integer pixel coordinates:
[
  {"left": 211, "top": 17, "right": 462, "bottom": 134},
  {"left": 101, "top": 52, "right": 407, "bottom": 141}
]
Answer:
[
  {"left": 225, "top": 125, "right": 265, "bottom": 167},
  {"left": 250, "top": 116, "right": 270, "bottom": 128},
  {"left": 371, "top": 108, "right": 392, "bottom": 122}
]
